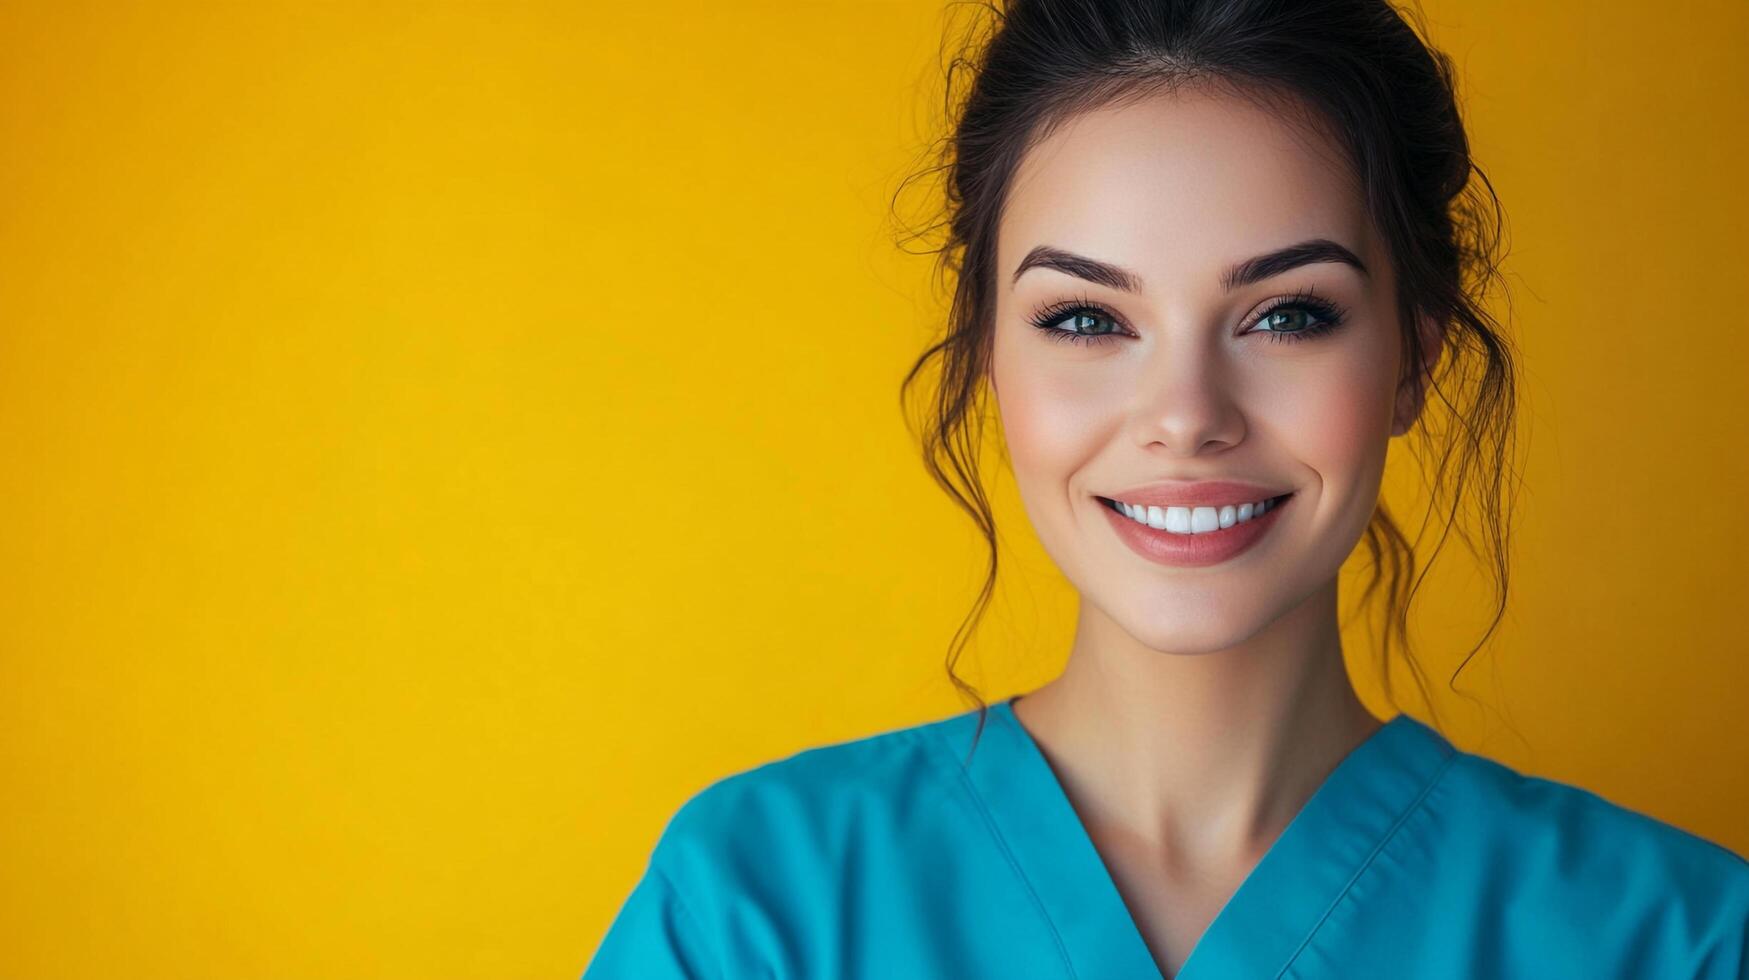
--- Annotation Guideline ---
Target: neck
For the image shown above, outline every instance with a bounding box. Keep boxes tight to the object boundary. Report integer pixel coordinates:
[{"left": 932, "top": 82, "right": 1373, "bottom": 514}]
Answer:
[{"left": 1011, "top": 577, "right": 1381, "bottom": 869}]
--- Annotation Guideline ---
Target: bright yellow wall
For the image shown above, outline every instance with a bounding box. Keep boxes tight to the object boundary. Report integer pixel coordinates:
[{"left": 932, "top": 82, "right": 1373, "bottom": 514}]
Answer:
[{"left": 1, "top": 1, "right": 1743, "bottom": 977}]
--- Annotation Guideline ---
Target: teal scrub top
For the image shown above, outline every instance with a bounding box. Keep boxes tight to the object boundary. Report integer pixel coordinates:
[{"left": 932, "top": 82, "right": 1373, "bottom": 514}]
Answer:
[{"left": 584, "top": 696, "right": 1749, "bottom": 978}]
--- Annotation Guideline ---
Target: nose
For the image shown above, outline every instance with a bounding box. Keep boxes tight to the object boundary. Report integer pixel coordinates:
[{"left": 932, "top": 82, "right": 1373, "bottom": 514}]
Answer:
[{"left": 1130, "top": 339, "right": 1247, "bottom": 456}]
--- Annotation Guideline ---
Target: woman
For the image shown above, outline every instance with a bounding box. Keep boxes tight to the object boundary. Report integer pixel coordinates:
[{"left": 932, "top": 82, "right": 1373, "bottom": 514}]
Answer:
[{"left": 585, "top": 1, "right": 1749, "bottom": 976}]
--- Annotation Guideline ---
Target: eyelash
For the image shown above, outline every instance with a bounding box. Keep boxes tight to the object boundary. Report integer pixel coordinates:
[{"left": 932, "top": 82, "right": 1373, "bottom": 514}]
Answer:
[{"left": 1025, "top": 286, "right": 1349, "bottom": 348}]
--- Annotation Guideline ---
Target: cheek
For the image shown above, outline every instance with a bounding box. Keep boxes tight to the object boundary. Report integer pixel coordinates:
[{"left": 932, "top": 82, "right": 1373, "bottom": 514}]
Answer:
[
  {"left": 1278, "top": 338, "right": 1400, "bottom": 501},
  {"left": 991, "top": 346, "right": 1119, "bottom": 475}
]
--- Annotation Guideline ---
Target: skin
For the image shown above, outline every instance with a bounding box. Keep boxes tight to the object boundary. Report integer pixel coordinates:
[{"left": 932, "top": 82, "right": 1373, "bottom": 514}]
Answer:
[{"left": 989, "top": 82, "right": 1442, "bottom": 978}]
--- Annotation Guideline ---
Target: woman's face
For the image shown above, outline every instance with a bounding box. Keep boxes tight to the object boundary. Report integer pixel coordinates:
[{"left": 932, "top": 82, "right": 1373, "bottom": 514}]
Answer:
[{"left": 989, "top": 86, "right": 1435, "bottom": 654}]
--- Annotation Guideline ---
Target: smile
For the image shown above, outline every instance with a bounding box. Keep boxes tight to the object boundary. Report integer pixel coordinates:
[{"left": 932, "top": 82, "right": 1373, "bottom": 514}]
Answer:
[
  {"left": 1098, "top": 493, "right": 1293, "bottom": 535},
  {"left": 1095, "top": 492, "right": 1295, "bottom": 568}
]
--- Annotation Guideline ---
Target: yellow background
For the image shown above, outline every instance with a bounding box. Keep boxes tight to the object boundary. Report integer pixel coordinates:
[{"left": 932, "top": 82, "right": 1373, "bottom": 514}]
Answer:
[{"left": 2, "top": 1, "right": 1744, "bottom": 977}]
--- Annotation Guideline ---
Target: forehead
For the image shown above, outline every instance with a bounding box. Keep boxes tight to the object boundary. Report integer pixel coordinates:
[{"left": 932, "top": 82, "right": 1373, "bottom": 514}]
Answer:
[{"left": 1000, "top": 87, "right": 1375, "bottom": 286}]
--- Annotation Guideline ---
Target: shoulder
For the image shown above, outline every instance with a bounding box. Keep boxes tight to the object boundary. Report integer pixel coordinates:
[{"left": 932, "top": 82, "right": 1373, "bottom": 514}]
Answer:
[
  {"left": 587, "top": 715, "right": 973, "bottom": 978},
  {"left": 1430, "top": 744, "right": 1749, "bottom": 972},
  {"left": 643, "top": 708, "right": 969, "bottom": 895},
  {"left": 1439, "top": 747, "right": 1747, "bottom": 887}
]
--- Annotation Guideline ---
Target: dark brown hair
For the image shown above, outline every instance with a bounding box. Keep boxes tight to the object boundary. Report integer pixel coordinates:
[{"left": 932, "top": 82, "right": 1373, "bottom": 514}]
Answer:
[{"left": 892, "top": 0, "right": 1522, "bottom": 760}]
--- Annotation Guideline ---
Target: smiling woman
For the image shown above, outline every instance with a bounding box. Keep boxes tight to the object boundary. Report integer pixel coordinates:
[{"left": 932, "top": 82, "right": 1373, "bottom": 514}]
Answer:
[{"left": 582, "top": 1, "right": 1749, "bottom": 978}]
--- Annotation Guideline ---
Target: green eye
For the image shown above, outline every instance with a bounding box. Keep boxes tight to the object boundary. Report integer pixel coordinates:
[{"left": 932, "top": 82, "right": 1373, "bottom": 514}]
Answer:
[
  {"left": 1261, "top": 308, "right": 1318, "bottom": 333},
  {"left": 1026, "top": 288, "right": 1350, "bottom": 349},
  {"left": 1062, "top": 312, "right": 1117, "bottom": 335},
  {"left": 1028, "top": 303, "right": 1125, "bottom": 347},
  {"left": 1250, "top": 291, "right": 1348, "bottom": 344}
]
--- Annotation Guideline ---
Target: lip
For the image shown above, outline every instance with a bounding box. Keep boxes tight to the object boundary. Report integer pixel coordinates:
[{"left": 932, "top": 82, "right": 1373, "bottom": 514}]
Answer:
[
  {"left": 1097, "top": 491, "right": 1294, "bottom": 568},
  {"left": 1098, "top": 480, "right": 1293, "bottom": 509}
]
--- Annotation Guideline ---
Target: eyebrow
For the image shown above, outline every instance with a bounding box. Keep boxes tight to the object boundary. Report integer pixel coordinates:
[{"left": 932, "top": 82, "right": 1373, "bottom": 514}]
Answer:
[{"left": 1010, "top": 238, "right": 1371, "bottom": 293}]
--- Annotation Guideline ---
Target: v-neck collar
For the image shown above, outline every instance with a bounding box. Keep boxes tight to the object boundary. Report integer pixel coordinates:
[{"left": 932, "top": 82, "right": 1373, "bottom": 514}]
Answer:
[{"left": 936, "top": 694, "right": 1457, "bottom": 980}]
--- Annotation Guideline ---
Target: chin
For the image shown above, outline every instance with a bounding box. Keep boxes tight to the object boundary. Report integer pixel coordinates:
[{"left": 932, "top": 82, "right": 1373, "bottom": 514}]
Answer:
[{"left": 1104, "top": 595, "right": 1274, "bottom": 656}]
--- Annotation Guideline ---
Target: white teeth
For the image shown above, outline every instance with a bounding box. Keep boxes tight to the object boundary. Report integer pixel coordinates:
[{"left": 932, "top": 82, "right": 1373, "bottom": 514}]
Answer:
[{"left": 1114, "top": 495, "right": 1282, "bottom": 535}]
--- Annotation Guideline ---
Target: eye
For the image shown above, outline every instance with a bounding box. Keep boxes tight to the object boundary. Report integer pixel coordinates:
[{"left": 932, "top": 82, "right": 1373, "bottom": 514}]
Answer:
[
  {"left": 1024, "top": 286, "right": 1350, "bottom": 349},
  {"left": 1025, "top": 296, "right": 1127, "bottom": 347},
  {"left": 1246, "top": 287, "right": 1349, "bottom": 344}
]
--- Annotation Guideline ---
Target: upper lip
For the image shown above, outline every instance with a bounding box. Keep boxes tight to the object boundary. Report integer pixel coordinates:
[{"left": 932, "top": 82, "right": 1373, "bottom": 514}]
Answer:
[{"left": 1098, "top": 481, "right": 1294, "bottom": 508}]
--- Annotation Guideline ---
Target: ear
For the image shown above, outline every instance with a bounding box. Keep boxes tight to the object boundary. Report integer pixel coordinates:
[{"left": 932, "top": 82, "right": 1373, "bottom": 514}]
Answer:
[{"left": 1391, "top": 312, "right": 1444, "bottom": 437}]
